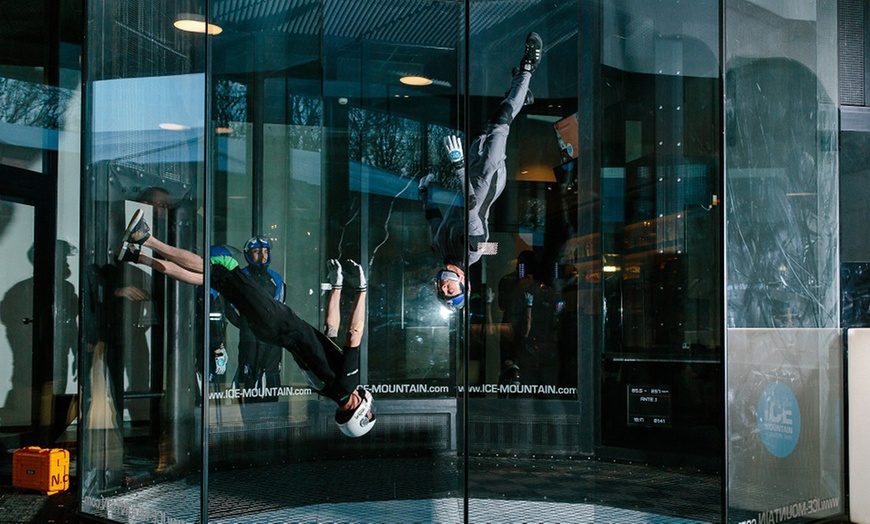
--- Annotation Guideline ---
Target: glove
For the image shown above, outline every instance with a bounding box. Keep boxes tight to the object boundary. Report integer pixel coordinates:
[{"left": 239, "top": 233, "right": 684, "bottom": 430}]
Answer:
[
  {"left": 214, "top": 345, "right": 228, "bottom": 376},
  {"left": 444, "top": 135, "right": 463, "bottom": 165},
  {"left": 344, "top": 259, "right": 367, "bottom": 291},
  {"left": 486, "top": 288, "right": 495, "bottom": 304},
  {"left": 327, "top": 259, "right": 343, "bottom": 289},
  {"left": 524, "top": 292, "right": 534, "bottom": 307}
]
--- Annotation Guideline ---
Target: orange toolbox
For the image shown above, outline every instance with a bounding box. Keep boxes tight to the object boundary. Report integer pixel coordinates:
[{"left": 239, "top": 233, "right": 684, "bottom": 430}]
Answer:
[{"left": 12, "top": 446, "right": 70, "bottom": 495}]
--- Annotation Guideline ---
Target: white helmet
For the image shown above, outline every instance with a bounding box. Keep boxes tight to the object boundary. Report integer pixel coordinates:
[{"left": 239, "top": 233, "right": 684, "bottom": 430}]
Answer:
[{"left": 336, "top": 388, "right": 376, "bottom": 437}]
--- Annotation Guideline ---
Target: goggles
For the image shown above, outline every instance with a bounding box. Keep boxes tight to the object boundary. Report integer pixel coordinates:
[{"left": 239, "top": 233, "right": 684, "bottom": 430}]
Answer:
[{"left": 435, "top": 269, "right": 466, "bottom": 309}]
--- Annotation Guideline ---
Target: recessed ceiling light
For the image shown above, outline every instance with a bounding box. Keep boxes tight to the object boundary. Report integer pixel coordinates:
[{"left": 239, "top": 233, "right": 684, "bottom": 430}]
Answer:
[
  {"left": 399, "top": 75, "right": 433, "bottom": 86},
  {"left": 159, "top": 122, "right": 191, "bottom": 131},
  {"left": 174, "top": 14, "right": 223, "bottom": 35}
]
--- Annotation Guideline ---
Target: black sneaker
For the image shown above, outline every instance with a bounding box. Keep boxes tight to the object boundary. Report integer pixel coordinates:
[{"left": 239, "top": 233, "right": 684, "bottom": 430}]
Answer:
[
  {"left": 121, "top": 209, "right": 151, "bottom": 245},
  {"left": 116, "top": 241, "right": 140, "bottom": 263},
  {"left": 116, "top": 209, "right": 150, "bottom": 261},
  {"left": 520, "top": 32, "right": 543, "bottom": 73}
]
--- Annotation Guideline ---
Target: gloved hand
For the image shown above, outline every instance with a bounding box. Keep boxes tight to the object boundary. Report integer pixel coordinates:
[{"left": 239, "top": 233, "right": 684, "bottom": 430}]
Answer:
[
  {"left": 524, "top": 292, "right": 534, "bottom": 307},
  {"left": 444, "top": 135, "right": 463, "bottom": 165},
  {"left": 327, "top": 259, "right": 343, "bottom": 289},
  {"left": 344, "top": 259, "right": 367, "bottom": 292},
  {"left": 214, "top": 344, "right": 228, "bottom": 376}
]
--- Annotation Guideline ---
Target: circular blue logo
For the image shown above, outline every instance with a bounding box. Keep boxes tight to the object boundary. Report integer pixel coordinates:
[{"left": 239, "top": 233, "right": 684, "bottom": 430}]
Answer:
[
  {"left": 448, "top": 150, "right": 462, "bottom": 163},
  {"left": 757, "top": 381, "right": 801, "bottom": 458}
]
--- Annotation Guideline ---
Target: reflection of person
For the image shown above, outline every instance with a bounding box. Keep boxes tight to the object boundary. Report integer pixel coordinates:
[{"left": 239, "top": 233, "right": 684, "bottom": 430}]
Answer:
[
  {"left": 511, "top": 273, "right": 563, "bottom": 394},
  {"left": 420, "top": 32, "right": 543, "bottom": 309},
  {"left": 0, "top": 240, "right": 78, "bottom": 443},
  {"left": 116, "top": 210, "right": 376, "bottom": 437},
  {"left": 496, "top": 250, "right": 537, "bottom": 366},
  {"left": 197, "top": 245, "right": 239, "bottom": 403},
  {"left": 235, "top": 236, "right": 285, "bottom": 410}
]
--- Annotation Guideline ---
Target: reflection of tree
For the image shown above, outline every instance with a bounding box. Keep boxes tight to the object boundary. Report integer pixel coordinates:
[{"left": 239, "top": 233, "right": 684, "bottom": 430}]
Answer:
[
  {"left": 349, "top": 108, "right": 421, "bottom": 176},
  {"left": 726, "top": 57, "right": 836, "bottom": 328},
  {"left": 286, "top": 95, "right": 322, "bottom": 151},
  {"left": 214, "top": 80, "right": 247, "bottom": 134},
  {"left": 214, "top": 81, "right": 322, "bottom": 152},
  {"left": 0, "top": 78, "right": 74, "bottom": 129},
  {"left": 346, "top": 108, "right": 466, "bottom": 193}
]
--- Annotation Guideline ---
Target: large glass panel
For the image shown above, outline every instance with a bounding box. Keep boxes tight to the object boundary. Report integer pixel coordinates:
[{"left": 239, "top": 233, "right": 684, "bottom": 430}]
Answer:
[
  {"left": 725, "top": 1, "right": 844, "bottom": 522},
  {"left": 0, "top": 0, "right": 82, "bottom": 473},
  {"left": 463, "top": 5, "right": 584, "bottom": 511},
  {"left": 597, "top": 0, "right": 722, "bottom": 462},
  {"left": 80, "top": 0, "right": 207, "bottom": 521},
  {"left": 468, "top": 0, "right": 723, "bottom": 522},
  {"left": 202, "top": 1, "right": 465, "bottom": 522}
]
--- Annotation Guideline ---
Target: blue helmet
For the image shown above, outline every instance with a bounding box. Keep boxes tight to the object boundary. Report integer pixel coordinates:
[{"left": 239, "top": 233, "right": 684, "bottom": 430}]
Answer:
[{"left": 244, "top": 236, "right": 272, "bottom": 268}]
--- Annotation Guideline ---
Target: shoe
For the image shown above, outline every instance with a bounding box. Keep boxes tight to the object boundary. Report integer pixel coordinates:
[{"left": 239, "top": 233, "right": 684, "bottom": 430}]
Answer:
[
  {"left": 121, "top": 209, "right": 151, "bottom": 246},
  {"left": 520, "top": 32, "right": 543, "bottom": 73},
  {"left": 116, "top": 241, "right": 140, "bottom": 263}
]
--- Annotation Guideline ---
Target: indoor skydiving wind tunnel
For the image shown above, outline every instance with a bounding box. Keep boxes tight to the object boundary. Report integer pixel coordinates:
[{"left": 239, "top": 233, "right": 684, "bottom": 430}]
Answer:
[{"left": 71, "top": 0, "right": 846, "bottom": 523}]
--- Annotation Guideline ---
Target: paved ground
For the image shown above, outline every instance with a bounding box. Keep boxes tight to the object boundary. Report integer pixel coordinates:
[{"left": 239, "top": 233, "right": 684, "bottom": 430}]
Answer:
[
  {"left": 0, "top": 481, "right": 78, "bottom": 523},
  {"left": 0, "top": 456, "right": 853, "bottom": 523}
]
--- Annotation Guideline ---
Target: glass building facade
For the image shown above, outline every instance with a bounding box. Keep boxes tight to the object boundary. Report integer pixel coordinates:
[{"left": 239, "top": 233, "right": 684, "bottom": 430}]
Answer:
[{"left": 0, "top": 0, "right": 859, "bottom": 522}]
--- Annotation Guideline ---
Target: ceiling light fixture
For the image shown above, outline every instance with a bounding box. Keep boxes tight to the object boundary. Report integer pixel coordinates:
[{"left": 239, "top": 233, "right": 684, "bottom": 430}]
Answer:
[
  {"left": 399, "top": 75, "right": 433, "bottom": 86},
  {"left": 174, "top": 13, "right": 223, "bottom": 35},
  {"left": 159, "top": 122, "right": 191, "bottom": 131}
]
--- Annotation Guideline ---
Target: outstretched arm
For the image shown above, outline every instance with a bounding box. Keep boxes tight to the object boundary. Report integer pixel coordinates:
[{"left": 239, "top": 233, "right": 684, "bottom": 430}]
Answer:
[
  {"left": 141, "top": 235, "right": 205, "bottom": 274},
  {"left": 137, "top": 252, "right": 204, "bottom": 285},
  {"left": 324, "top": 259, "right": 343, "bottom": 337},
  {"left": 342, "top": 260, "right": 367, "bottom": 348},
  {"left": 346, "top": 288, "right": 366, "bottom": 348},
  {"left": 117, "top": 210, "right": 206, "bottom": 280}
]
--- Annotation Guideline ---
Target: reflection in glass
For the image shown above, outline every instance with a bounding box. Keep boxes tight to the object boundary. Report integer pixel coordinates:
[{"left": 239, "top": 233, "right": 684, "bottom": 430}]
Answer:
[
  {"left": 725, "top": 1, "right": 843, "bottom": 522},
  {"left": 80, "top": 0, "right": 206, "bottom": 521},
  {"left": 0, "top": 201, "right": 35, "bottom": 427},
  {"left": 0, "top": 75, "right": 77, "bottom": 172},
  {"left": 597, "top": 0, "right": 722, "bottom": 459}
]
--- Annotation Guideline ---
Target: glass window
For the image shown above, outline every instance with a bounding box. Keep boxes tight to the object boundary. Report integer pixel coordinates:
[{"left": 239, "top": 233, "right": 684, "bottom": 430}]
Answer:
[
  {"left": 80, "top": 1, "right": 206, "bottom": 521},
  {"left": 595, "top": 0, "right": 723, "bottom": 458},
  {"left": 724, "top": 1, "right": 843, "bottom": 522}
]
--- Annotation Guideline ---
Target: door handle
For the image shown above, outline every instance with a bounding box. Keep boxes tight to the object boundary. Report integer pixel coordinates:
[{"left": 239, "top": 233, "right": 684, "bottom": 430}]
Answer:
[{"left": 22, "top": 317, "right": 33, "bottom": 325}]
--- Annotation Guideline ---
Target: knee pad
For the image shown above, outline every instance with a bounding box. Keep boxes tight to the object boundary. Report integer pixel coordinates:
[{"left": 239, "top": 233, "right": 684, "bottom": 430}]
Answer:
[{"left": 489, "top": 102, "right": 514, "bottom": 127}]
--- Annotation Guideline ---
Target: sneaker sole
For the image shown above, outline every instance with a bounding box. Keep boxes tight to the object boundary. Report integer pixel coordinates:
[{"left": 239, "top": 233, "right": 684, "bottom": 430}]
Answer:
[
  {"left": 121, "top": 209, "right": 144, "bottom": 240},
  {"left": 116, "top": 241, "right": 133, "bottom": 262},
  {"left": 117, "top": 209, "right": 143, "bottom": 260}
]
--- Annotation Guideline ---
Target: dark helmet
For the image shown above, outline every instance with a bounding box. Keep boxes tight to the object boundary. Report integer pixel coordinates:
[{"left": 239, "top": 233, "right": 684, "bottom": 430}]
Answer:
[{"left": 243, "top": 236, "right": 272, "bottom": 268}]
